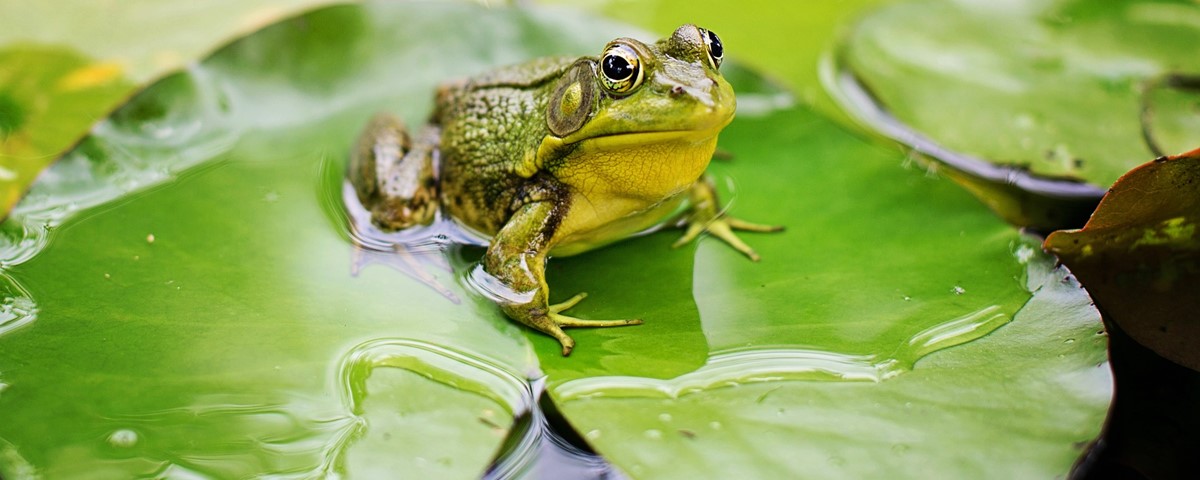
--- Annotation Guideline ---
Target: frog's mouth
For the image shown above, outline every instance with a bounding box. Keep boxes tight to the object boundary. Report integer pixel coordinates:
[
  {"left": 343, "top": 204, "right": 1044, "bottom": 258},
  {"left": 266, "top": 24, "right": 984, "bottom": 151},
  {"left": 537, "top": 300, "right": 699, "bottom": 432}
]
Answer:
[
  {"left": 560, "top": 111, "right": 735, "bottom": 150},
  {"left": 572, "top": 128, "right": 723, "bottom": 150}
]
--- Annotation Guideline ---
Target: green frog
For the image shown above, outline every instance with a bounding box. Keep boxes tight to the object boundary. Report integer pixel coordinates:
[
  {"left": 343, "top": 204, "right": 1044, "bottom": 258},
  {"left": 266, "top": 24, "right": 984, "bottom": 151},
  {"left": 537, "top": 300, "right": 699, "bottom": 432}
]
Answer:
[{"left": 350, "top": 24, "right": 780, "bottom": 355}]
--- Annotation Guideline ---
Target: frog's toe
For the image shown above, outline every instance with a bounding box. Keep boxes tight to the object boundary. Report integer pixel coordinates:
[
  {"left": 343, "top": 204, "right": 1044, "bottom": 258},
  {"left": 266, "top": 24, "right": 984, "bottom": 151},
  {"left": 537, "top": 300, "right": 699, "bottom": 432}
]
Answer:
[
  {"left": 727, "top": 217, "right": 785, "bottom": 233},
  {"left": 707, "top": 218, "right": 762, "bottom": 262},
  {"left": 536, "top": 294, "right": 641, "bottom": 356},
  {"left": 551, "top": 328, "right": 576, "bottom": 357},
  {"left": 549, "top": 292, "right": 588, "bottom": 314},
  {"left": 676, "top": 215, "right": 783, "bottom": 262},
  {"left": 671, "top": 222, "right": 707, "bottom": 249},
  {"left": 548, "top": 292, "right": 642, "bottom": 327},
  {"left": 552, "top": 313, "right": 643, "bottom": 328},
  {"left": 542, "top": 315, "right": 640, "bottom": 357}
]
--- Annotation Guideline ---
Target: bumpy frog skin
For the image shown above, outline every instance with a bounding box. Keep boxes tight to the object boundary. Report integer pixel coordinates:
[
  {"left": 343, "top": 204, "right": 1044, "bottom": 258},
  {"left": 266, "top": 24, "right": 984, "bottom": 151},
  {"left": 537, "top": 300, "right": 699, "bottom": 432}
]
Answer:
[{"left": 350, "top": 25, "right": 781, "bottom": 355}]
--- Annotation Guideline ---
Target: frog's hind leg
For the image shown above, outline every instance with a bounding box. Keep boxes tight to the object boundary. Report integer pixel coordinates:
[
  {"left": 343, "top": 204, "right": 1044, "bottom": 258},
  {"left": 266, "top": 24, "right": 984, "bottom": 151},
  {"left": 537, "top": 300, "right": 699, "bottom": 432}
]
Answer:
[{"left": 349, "top": 113, "right": 440, "bottom": 230}]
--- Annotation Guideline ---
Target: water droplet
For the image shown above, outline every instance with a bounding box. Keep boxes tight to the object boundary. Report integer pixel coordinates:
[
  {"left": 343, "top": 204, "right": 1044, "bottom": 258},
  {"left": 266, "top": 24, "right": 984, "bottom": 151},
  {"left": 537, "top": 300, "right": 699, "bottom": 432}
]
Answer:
[
  {"left": 903, "top": 305, "right": 1010, "bottom": 364},
  {"left": 586, "top": 429, "right": 601, "bottom": 440},
  {"left": 107, "top": 429, "right": 139, "bottom": 448},
  {"left": 146, "top": 233, "right": 155, "bottom": 244},
  {"left": 1014, "top": 244, "right": 1035, "bottom": 264},
  {"left": 709, "top": 421, "right": 722, "bottom": 430},
  {"left": 952, "top": 285, "right": 966, "bottom": 295},
  {"left": 0, "top": 382, "right": 9, "bottom": 394},
  {"left": 657, "top": 413, "right": 672, "bottom": 423},
  {"left": 1064, "top": 338, "right": 1075, "bottom": 344},
  {"left": 644, "top": 429, "right": 662, "bottom": 440}
]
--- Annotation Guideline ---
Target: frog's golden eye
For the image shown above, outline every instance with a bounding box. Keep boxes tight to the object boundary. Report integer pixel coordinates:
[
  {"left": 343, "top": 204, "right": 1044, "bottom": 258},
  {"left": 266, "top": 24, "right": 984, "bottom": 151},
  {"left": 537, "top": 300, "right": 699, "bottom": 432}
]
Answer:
[
  {"left": 599, "top": 44, "right": 643, "bottom": 95},
  {"left": 700, "top": 28, "right": 723, "bottom": 69}
]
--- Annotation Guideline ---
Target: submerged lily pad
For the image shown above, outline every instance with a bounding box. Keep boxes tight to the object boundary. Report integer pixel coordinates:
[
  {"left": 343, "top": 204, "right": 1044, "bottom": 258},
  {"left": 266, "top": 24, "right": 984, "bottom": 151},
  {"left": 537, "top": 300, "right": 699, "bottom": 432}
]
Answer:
[
  {"left": 0, "top": 2, "right": 1110, "bottom": 479},
  {"left": 1046, "top": 148, "right": 1200, "bottom": 371},
  {"left": 834, "top": 0, "right": 1200, "bottom": 230}
]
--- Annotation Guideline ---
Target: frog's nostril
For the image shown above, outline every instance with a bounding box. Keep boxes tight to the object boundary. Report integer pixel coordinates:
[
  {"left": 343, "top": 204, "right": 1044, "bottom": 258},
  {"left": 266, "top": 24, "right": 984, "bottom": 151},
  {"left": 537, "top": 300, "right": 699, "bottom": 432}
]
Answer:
[{"left": 670, "top": 85, "right": 685, "bottom": 97}]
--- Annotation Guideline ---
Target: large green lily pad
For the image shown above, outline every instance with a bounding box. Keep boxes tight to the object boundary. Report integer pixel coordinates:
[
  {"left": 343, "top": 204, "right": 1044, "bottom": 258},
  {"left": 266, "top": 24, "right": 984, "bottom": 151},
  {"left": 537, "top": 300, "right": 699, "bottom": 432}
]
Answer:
[
  {"left": 537, "top": 92, "right": 1109, "bottom": 478},
  {"left": 834, "top": 0, "right": 1200, "bottom": 230},
  {"left": 0, "top": 2, "right": 1109, "bottom": 479}
]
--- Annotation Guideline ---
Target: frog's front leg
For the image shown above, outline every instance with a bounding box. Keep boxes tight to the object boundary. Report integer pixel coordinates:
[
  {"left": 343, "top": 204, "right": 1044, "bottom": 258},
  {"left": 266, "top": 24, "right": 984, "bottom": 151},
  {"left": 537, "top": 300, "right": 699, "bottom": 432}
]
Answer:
[
  {"left": 486, "top": 192, "right": 642, "bottom": 356},
  {"left": 673, "top": 176, "right": 784, "bottom": 261},
  {"left": 349, "top": 113, "right": 439, "bottom": 230}
]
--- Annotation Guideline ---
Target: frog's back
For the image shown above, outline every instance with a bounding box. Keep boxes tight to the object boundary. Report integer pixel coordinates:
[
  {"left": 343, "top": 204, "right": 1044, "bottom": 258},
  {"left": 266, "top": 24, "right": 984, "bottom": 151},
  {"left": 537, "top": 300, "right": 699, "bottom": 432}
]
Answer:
[
  {"left": 433, "top": 56, "right": 579, "bottom": 234},
  {"left": 463, "top": 56, "right": 577, "bottom": 89}
]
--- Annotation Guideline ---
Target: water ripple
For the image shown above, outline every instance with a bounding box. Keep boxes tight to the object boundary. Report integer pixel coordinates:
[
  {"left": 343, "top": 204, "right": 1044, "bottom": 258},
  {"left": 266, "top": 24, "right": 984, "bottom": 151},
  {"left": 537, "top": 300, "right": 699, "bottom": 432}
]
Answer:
[
  {"left": 555, "top": 305, "right": 1011, "bottom": 400},
  {"left": 0, "top": 271, "right": 36, "bottom": 338}
]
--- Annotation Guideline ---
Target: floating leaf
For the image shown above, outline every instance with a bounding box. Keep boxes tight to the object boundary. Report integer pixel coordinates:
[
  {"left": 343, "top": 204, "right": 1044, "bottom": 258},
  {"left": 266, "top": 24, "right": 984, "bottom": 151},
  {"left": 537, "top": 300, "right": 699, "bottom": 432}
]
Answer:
[
  {"left": 538, "top": 95, "right": 1110, "bottom": 479},
  {"left": 0, "top": 0, "right": 342, "bottom": 219},
  {"left": 0, "top": 46, "right": 133, "bottom": 214},
  {"left": 833, "top": 0, "right": 1200, "bottom": 230},
  {"left": 1046, "top": 148, "right": 1200, "bottom": 371}
]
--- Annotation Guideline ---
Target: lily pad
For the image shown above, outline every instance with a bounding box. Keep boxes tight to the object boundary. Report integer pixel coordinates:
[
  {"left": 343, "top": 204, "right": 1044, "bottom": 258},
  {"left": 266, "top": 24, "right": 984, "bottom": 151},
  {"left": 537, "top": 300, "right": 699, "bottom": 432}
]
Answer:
[
  {"left": 0, "top": 3, "right": 643, "bottom": 477},
  {"left": 538, "top": 93, "right": 1110, "bottom": 478},
  {"left": 0, "top": 46, "right": 133, "bottom": 216},
  {"left": 1046, "top": 148, "right": 1200, "bottom": 371},
  {"left": 833, "top": 0, "right": 1200, "bottom": 230},
  {"left": 0, "top": 2, "right": 1111, "bottom": 479},
  {"left": 0, "top": 0, "right": 340, "bottom": 219}
]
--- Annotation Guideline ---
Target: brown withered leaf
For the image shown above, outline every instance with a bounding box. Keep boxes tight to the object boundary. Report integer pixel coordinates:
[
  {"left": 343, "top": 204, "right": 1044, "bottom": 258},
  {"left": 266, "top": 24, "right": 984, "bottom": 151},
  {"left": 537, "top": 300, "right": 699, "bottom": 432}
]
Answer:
[{"left": 1045, "top": 148, "right": 1200, "bottom": 370}]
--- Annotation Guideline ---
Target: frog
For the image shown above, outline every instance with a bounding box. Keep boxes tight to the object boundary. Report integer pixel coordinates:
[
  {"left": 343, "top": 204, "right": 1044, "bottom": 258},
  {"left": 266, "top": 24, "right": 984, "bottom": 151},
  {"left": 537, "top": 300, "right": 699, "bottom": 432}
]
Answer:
[{"left": 349, "top": 24, "right": 781, "bottom": 356}]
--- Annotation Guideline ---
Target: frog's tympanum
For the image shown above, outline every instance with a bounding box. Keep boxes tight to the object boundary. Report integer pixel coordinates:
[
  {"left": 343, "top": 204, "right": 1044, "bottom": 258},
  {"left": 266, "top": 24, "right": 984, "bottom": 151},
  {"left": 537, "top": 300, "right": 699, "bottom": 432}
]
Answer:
[{"left": 350, "top": 25, "right": 781, "bottom": 355}]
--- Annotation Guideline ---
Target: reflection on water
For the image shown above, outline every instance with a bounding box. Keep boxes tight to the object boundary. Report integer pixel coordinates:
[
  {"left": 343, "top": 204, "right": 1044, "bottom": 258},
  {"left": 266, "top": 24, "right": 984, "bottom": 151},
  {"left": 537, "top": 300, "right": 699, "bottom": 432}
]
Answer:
[
  {"left": 486, "top": 378, "right": 628, "bottom": 480},
  {"left": 100, "top": 399, "right": 357, "bottom": 479},
  {"left": 0, "top": 438, "right": 36, "bottom": 480},
  {"left": 37, "top": 339, "right": 535, "bottom": 479},
  {"left": 331, "top": 152, "right": 489, "bottom": 304},
  {"left": 336, "top": 338, "right": 531, "bottom": 417}
]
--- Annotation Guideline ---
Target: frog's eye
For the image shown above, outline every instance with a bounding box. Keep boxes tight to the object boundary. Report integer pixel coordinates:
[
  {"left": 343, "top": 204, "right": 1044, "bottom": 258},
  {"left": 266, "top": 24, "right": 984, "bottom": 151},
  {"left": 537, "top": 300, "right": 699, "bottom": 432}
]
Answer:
[
  {"left": 599, "top": 44, "right": 643, "bottom": 95},
  {"left": 700, "top": 28, "right": 723, "bottom": 69}
]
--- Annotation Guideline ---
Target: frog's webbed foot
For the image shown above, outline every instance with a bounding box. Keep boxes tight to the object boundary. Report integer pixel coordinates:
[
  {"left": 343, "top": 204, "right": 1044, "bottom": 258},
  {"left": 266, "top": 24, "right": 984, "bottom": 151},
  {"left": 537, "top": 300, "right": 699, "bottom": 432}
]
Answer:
[
  {"left": 534, "top": 293, "right": 643, "bottom": 356},
  {"left": 672, "top": 178, "right": 784, "bottom": 262}
]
